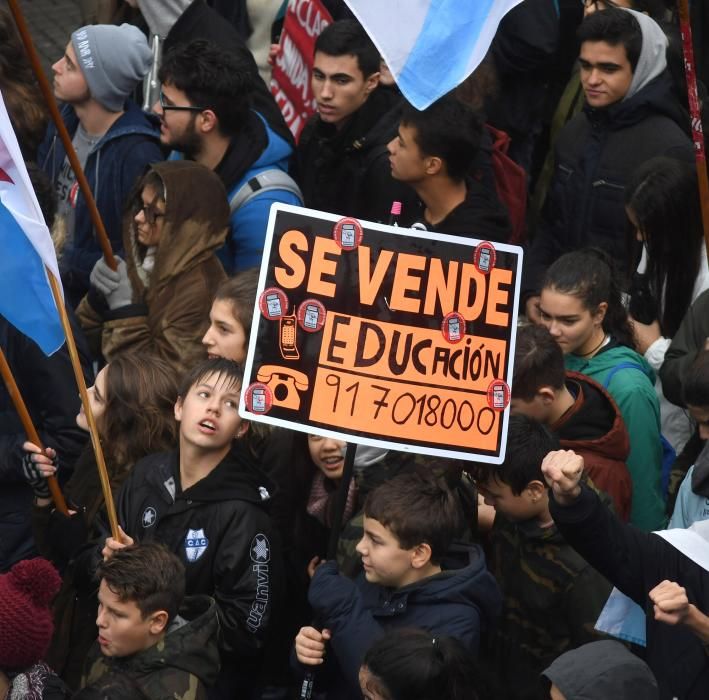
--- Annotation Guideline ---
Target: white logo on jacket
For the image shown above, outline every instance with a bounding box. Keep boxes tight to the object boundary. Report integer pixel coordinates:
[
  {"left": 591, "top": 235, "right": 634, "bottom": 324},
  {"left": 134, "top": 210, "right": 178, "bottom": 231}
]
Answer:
[
  {"left": 184, "top": 528, "right": 209, "bottom": 562},
  {"left": 247, "top": 534, "right": 271, "bottom": 632},
  {"left": 142, "top": 507, "right": 157, "bottom": 528}
]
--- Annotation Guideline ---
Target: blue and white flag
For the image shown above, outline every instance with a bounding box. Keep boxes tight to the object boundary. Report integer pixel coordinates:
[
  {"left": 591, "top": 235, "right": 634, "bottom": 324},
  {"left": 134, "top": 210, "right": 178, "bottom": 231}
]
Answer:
[
  {"left": 345, "top": 0, "right": 524, "bottom": 109},
  {"left": 0, "top": 90, "right": 64, "bottom": 355}
]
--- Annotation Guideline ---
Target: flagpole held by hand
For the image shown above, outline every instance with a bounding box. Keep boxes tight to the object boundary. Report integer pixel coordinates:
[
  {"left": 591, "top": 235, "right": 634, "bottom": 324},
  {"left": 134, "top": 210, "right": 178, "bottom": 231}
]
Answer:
[
  {"left": 0, "top": 346, "right": 68, "bottom": 514},
  {"left": 6, "top": 0, "right": 117, "bottom": 270},
  {"left": 47, "top": 270, "right": 121, "bottom": 540}
]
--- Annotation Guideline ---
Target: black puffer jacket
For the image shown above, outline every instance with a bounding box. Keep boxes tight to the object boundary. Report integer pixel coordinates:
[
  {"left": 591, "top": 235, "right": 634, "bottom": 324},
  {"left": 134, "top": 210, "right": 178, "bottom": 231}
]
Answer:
[
  {"left": 523, "top": 72, "right": 693, "bottom": 297},
  {"left": 293, "top": 86, "right": 417, "bottom": 223},
  {"left": 115, "top": 443, "right": 283, "bottom": 660},
  {"left": 0, "top": 317, "right": 90, "bottom": 572}
]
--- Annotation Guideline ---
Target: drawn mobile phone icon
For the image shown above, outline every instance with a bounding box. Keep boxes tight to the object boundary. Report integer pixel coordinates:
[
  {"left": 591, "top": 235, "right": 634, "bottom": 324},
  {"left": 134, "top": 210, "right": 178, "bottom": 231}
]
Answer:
[
  {"left": 265, "top": 293, "right": 283, "bottom": 317},
  {"left": 303, "top": 304, "right": 320, "bottom": 330},
  {"left": 279, "top": 313, "right": 300, "bottom": 360},
  {"left": 448, "top": 316, "right": 461, "bottom": 341}
]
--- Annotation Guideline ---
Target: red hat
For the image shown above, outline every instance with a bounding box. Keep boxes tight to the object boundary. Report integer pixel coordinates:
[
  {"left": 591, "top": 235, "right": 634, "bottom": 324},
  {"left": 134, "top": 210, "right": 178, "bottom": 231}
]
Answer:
[{"left": 0, "top": 558, "right": 61, "bottom": 669}]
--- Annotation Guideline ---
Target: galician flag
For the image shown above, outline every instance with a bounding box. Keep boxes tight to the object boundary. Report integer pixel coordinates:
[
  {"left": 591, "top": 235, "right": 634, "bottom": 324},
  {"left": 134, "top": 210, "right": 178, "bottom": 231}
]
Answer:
[
  {"left": 0, "top": 90, "right": 64, "bottom": 355},
  {"left": 344, "top": 0, "right": 525, "bottom": 109}
]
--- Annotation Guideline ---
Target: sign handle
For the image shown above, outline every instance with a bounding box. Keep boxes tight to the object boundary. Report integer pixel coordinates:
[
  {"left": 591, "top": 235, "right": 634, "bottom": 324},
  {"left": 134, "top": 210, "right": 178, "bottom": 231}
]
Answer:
[{"left": 300, "top": 443, "right": 358, "bottom": 700}]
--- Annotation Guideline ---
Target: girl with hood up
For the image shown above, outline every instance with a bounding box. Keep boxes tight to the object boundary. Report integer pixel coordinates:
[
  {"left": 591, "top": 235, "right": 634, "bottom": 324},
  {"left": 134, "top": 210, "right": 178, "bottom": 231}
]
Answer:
[{"left": 78, "top": 160, "right": 228, "bottom": 375}]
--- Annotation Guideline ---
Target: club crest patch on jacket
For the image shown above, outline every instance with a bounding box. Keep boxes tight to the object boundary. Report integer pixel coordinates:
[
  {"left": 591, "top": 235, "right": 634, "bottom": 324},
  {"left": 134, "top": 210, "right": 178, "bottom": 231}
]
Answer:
[{"left": 185, "top": 528, "right": 209, "bottom": 562}]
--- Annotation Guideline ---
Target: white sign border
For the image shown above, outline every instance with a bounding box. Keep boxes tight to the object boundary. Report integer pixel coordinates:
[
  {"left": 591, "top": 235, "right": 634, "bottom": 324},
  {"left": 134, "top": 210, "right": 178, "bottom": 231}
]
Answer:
[{"left": 239, "top": 203, "right": 523, "bottom": 465}]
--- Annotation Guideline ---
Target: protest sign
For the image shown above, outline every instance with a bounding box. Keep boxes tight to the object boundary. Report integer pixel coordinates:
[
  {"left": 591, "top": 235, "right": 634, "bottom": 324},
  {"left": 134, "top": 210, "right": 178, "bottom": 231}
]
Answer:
[
  {"left": 270, "top": 0, "right": 332, "bottom": 140},
  {"left": 240, "top": 204, "right": 523, "bottom": 463}
]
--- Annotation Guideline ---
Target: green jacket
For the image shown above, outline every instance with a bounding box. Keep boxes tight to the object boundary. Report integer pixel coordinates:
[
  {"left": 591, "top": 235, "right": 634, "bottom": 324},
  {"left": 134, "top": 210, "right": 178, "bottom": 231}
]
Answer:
[
  {"left": 565, "top": 344, "right": 666, "bottom": 531},
  {"left": 81, "top": 595, "right": 220, "bottom": 700}
]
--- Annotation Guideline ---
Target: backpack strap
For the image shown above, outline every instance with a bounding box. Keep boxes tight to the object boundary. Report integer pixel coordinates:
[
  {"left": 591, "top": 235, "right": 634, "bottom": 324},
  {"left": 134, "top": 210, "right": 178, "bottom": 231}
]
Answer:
[
  {"left": 229, "top": 169, "right": 302, "bottom": 214},
  {"left": 601, "top": 361, "right": 649, "bottom": 389}
]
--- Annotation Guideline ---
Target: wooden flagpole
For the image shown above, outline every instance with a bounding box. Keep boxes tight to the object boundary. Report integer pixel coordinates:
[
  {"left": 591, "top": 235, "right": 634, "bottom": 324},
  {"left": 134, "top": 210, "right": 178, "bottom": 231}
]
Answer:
[
  {"left": 0, "top": 347, "right": 68, "bottom": 514},
  {"left": 6, "top": 0, "right": 117, "bottom": 270},
  {"left": 47, "top": 272, "right": 120, "bottom": 540},
  {"left": 5, "top": 0, "right": 120, "bottom": 539},
  {"left": 677, "top": 0, "right": 709, "bottom": 258}
]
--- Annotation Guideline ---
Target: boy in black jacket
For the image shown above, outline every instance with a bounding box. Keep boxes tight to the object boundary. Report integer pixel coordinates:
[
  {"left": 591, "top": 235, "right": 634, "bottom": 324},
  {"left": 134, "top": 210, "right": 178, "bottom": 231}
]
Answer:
[{"left": 102, "top": 358, "right": 282, "bottom": 699}]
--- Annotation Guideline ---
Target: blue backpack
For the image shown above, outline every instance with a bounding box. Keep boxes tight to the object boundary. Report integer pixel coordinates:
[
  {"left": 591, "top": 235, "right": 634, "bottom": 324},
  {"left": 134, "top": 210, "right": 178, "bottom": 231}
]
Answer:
[{"left": 602, "top": 361, "right": 675, "bottom": 499}]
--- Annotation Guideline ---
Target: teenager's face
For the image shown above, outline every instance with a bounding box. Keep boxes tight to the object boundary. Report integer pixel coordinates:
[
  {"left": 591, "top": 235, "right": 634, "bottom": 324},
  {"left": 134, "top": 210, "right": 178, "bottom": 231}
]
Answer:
[
  {"left": 134, "top": 185, "right": 166, "bottom": 247},
  {"left": 96, "top": 579, "right": 165, "bottom": 658},
  {"left": 311, "top": 52, "right": 379, "bottom": 129},
  {"left": 174, "top": 371, "right": 247, "bottom": 451},
  {"left": 539, "top": 288, "right": 607, "bottom": 355},
  {"left": 475, "top": 474, "right": 540, "bottom": 522},
  {"left": 77, "top": 365, "right": 108, "bottom": 432},
  {"left": 359, "top": 666, "right": 388, "bottom": 700},
  {"left": 52, "top": 42, "right": 90, "bottom": 105},
  {"left": 153, "top": 82, "right": 203, "bottom": 155},
  {"left": 510, "top": 393, "right": 553, "bottom": 424},
  {"left": 579, "top": 40, "right": 634, "bottom": 108},
  {"left": 388, "top": 123, "right": 429, "bottom": 184},
  {"left": 356, "top": 516, "right": 416, "bottom": 588},
  {"left": 688, "top": 404, "right": 709, "bottom": 441},
  {"left": 308, "top": 435, "right": 346, "bottom": 480},
  {"left": 202, "top": 299, "right": 248, "bottom": 363}
]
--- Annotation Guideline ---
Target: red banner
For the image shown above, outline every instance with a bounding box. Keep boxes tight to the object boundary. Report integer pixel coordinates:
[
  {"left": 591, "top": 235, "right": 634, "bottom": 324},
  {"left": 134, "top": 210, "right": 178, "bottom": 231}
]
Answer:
[{"left": 270, "top": 0, "right": 333, "bottom": 141}]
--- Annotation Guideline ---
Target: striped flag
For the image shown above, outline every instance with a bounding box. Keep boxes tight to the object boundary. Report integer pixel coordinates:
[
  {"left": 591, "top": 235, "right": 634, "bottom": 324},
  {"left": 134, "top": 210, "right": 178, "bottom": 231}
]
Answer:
[
  {"left": 345, "top": 0, "right": 524, "bottom": 109},
  {"left": 0, "top": 90, "right": 64, "bottom": 355}
]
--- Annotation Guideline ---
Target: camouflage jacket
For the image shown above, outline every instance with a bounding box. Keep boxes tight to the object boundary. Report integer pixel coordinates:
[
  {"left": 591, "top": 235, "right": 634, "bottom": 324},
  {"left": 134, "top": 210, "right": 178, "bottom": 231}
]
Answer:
[
  {"left": 484, "top": 515, "right": 612, "bottom": 700},
  {"left": 81, "top": 595, "right": 220, "bottom": 700}
]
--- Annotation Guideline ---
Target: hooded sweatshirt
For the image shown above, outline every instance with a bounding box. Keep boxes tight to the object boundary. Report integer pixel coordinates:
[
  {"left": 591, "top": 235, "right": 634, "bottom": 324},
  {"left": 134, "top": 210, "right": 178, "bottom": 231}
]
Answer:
[
  {"left": 542, "top": 640, "right": 659, "bottom": 700},
  {"left": 565, "top": 342, "right": 666, "bottom": 531},
  {"left": 305, "top": 544, "right": 501, "bottom": 700},
  {"left": 77, "top": 160, "right": 228, "bottom": 376},
  {"left": 81, "top": 595, "right": 220, "bottom": 700},
  {"left": 115, "top": 443, "right": 283, "bottom": 661},
  {"left": 523, "top": 11, "right": 693, "bottom": 299},
  {"left": 552, "top": 371, "right": 632, "bottom": 521},
  {"left": 669, "top": 441, "right": 709, "bottom": 528}
]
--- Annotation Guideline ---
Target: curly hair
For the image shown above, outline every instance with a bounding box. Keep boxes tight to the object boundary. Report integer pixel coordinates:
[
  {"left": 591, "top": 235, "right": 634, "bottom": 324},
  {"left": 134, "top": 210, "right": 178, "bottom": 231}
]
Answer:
[{"left": 101, "top": 353, "right": 178, "bottom": 476}]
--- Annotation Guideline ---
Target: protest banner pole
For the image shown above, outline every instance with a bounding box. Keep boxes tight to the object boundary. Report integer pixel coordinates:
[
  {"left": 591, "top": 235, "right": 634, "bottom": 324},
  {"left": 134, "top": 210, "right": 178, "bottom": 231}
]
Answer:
[
  {"left": 47, "top": 271, "right": 121, "bottom": 540},
  {"left": 299, "top": 443, "right": 357, "bottom": 700},
  {"left": 677, "top": 0, "right": 709, "bottom": 258},
  {"left": 0, "top": 346, "right": 68, "bottom": 515},
  {"left": 6, "top": 0, "right": 117, "bottom": 270}
]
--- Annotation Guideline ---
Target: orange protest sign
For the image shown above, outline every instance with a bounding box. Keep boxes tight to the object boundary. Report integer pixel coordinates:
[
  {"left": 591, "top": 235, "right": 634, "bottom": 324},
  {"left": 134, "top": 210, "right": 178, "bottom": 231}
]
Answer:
[{"left": 240, "top": 204, "right": 523, "bottom": 463}]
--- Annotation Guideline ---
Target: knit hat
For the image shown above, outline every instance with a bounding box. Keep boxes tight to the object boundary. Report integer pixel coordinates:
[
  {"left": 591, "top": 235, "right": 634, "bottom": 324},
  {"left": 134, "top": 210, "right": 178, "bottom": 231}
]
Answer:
[
  {"left": 0, "top": 558, "right": 61, "bottom": 669},
  {"left": 71, "top": 23, "right": 152, "bottom": 112}
]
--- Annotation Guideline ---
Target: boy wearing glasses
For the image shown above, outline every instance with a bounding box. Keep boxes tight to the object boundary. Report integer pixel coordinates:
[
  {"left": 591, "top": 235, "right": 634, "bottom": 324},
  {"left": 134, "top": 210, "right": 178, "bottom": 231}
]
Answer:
[
  {"left": 154, "top": 40, "right": 302, "bottom": 275},
  {"left": 38, "top": 24, "right": 164, "bottom": 307}
]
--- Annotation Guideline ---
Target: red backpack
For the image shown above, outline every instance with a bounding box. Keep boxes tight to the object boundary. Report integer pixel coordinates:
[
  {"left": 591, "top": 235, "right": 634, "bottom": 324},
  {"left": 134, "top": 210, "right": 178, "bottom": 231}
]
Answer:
[{"left": 485, "top": 124, "right": 528, "bottom": 244}]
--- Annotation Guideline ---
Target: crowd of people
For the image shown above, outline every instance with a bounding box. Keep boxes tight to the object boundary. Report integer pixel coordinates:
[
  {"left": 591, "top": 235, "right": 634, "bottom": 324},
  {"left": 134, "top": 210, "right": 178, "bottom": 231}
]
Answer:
[{"left": 1, "top": 0, "right": 709, "bottom": 698}]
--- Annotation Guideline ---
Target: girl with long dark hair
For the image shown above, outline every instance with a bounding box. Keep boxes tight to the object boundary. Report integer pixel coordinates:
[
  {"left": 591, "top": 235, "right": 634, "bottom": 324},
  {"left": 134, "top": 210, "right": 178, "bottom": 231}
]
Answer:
[
  {"left": 625, "top": 156, "right": 709, "bottom": 452},
  {"left": 539, "top": 248, "right": 665, "bottom": 530}
]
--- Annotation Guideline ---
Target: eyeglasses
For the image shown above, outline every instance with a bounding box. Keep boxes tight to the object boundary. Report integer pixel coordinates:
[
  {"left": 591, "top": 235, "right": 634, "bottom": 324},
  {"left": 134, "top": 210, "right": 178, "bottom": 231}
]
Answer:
[
  {"left": 134, "top": 201, "right": 165, "bottom": 225},
  {"left": 158, "top": 88, "right": 206, "bottom": 113}
]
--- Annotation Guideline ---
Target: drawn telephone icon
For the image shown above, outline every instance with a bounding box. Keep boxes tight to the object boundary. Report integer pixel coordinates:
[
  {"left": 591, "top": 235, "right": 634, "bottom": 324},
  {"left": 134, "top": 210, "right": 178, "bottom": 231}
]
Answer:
[
  {"left": 256, "top": 365, "right": 309, "bottom": 411},
  {"left": 279, "top": 312, "right": 300, "bottom": 360}
]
